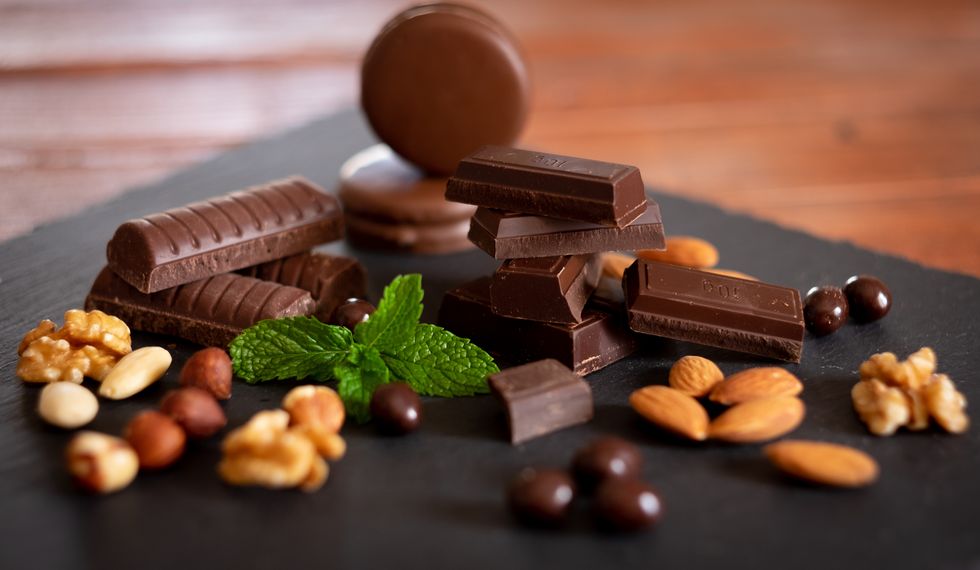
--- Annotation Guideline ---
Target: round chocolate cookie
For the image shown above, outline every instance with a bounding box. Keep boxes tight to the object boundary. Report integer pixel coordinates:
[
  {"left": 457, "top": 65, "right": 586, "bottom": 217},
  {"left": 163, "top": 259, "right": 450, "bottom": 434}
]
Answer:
[
  {"left": 338, "top": 145, "right": 475, "bottom": 224},
  {"left": 361, "top": 4, "right": 530, "bottom": 175},
  {"left": 345, "top": 212, "right": 474, "bottom": 255}
]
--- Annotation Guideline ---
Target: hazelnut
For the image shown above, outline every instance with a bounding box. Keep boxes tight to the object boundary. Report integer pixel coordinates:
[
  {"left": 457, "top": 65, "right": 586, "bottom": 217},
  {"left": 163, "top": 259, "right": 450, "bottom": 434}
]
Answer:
[
  {"left": 124, "top": 410, "right": 186, "bottom": 469},
  {"left": 283, "top": 385, "right": 345, "bottom": 434},
  {"left": 65, "top": 431, "right": 139, "bottom": 494},
  {"left": 160, "top": 387, "right": 227, "bottom": 438},
  {"left": 179, "top": 347, "right": 232, "bottom": 400}
]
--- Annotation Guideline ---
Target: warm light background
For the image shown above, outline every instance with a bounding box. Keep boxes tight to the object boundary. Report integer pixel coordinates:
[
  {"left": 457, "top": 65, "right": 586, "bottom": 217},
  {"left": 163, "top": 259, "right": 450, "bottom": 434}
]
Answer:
[{"left": 1, "top": 0, "right": 978, "bottom": 275}]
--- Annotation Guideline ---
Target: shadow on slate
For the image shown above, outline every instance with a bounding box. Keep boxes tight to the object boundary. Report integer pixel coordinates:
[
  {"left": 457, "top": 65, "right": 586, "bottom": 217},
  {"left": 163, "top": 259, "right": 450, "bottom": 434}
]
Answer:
[{"left": 0, "top": 109, "right": 978, "bottom": 570}]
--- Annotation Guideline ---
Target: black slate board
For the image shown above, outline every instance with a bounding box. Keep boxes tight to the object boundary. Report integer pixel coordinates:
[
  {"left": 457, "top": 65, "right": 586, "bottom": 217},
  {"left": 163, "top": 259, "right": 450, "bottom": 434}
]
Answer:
[{"left": 1, "top": 110, "right": 978, "bottom": 570}]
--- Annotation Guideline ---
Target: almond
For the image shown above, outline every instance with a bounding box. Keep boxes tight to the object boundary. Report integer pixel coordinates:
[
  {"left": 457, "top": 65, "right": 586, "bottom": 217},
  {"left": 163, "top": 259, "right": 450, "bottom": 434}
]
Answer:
[
  {"left": 629, "top": 385, "right": 709, "bottom": 441},
  {"left": 709, "top": 396, "right": 805, "bottom": 443},
  {"left": 710, "top": 367, "right": 803, "bottom": 405},
  {"left": 669, "top": 356, "right": 723, "bottom": 398},
  {"left": 636, "top": 236, "right": 719, "bottom": 269},
  {"left": 764, "top": 440, "right": 879, "bottom": 488},
  {"left": 600, "top": 252, "right": 636, "bottom": 280},
  {"left": 705, "top": 268, "right": 758, "bottom": 281}
]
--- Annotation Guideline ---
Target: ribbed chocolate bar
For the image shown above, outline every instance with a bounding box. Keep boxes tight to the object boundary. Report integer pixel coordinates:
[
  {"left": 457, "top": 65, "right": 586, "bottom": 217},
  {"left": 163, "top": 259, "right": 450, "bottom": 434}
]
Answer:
[
  {"left": 490, "top": 254, "right": 600, "bottom": 324},
  {"left": 106, "top": 177, "right": 343, "bottom": 293},
  {"left": 85, "top": 266, "right": 315, "bottom": 347},
  {"left": 446, "top": 146, "right": 647, "bottom": 228},
  {"left": 438, "top": 277, "right": 637, "bottom": 375},
  {"left": 489, "top": 359, "right": 593, "bottom": 445},
  {"left": 236, "top": 252, "right": 367, "bottom": 322},
  {"left": 624, "top": 259, "right": 804, "bottom": 362},
  {"left": 468, "top": 205, "right": 665, "bottom": 259}
]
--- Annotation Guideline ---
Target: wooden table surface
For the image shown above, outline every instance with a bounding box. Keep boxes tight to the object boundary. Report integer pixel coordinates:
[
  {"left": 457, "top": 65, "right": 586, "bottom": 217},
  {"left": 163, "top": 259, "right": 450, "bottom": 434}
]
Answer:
[{"left": 2, "top": 0, "right": 978, "bottom": 276}]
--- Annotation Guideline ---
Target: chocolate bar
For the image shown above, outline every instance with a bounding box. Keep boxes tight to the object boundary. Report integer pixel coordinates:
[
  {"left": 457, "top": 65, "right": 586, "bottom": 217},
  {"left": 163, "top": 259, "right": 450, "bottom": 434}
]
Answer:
[
  {"left": 236, "top": 252, "right": 367, "bottom": 322},
  {"left": 438, "top": 277, "right": 638, "bottom": 375},
  {"left": 624, "top": 259, "right": 804, "bottom": 362},
  {"left": 446, "top": 146, "right": 647, "bottom": 228},
  {"left": 85, "top": 267, "right": 315, "bottom": 347},
  {"left": 469, "top": 206, "right": 665, "bottom": 259},
  {"left": 490, "top": 254, "right": 600, "bottom": 324},
  {"left": 106, "top": 177, "right": 343, "bottom": 293},
  {"left": 489, "top": 359, "right": 594, "bottom": 445}
]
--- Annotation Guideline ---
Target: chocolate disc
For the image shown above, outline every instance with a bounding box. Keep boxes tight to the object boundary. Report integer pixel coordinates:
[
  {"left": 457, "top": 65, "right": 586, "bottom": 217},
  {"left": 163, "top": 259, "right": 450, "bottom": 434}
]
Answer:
[
  {"left": 338, "top": 145, "right": 475, "bottom": 224},
  {"left": 361, "top": 4, "right": 530, "bottom": 175},
  {"left": 344, "top": 212, "right": 474, "bottom": 255}
]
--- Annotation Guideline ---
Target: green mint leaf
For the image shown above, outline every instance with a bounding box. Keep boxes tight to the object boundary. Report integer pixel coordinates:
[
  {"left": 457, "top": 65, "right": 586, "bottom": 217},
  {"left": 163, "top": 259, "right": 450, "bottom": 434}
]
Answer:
[
  {"left": 335, "top": 344, "right": 390, "bottom": 422},
  {"left": 379, "top": 323, "right": 497, "bottom": 397},
  {"left": 354, "top": 273, "right": 423, "bottom": 349},
  {"left": 229, "top": 316, "right": 352, "bottom": 383}
]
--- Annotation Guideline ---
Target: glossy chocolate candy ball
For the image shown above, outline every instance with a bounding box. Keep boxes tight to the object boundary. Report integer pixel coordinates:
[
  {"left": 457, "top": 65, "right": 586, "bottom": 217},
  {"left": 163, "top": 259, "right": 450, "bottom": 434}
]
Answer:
[
  {"left": 572, "top": 436, "right": 643, "bottom": 492},
  {"left": 508, "top": 468, "right": 576, "bottom": 526},
  {"left": 370, "top": 382, "right": 422, "bottom": 434},
  {"left": 844, "top": 275, "right": 892, "bottom": 323},
  {"left": 331, "top": 298, "right": 376, "bottom": 331},
  {"left": 803, "top": 286, "right": 849, "bottom": 336},
  {"left": 594, "top": 479, "right": 663, "bottom": 532}
]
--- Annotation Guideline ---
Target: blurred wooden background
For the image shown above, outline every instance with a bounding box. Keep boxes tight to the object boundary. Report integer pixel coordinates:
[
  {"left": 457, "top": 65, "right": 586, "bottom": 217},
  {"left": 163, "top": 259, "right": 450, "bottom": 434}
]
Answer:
[{"left": 1, "top": 0, "right": 978, "bottom": 275}]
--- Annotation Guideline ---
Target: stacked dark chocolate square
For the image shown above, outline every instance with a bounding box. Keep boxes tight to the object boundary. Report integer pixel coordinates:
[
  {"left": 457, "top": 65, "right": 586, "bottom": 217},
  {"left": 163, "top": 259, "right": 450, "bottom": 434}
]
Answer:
[
  {"left": 85, "top": 177, "right": 367, "bottom": 347},
  {"left": 438, "top": 146, "right": 667, "bottom": 375}
]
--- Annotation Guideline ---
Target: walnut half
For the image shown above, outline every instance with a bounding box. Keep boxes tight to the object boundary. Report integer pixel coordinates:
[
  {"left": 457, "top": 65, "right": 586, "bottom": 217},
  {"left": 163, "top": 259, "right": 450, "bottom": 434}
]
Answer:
[
  {"left": 852, "top": 379, "right": 910, "bottom": 436},
  {"left": 16, "top": 310, "right": 131, "bottom": 384}
]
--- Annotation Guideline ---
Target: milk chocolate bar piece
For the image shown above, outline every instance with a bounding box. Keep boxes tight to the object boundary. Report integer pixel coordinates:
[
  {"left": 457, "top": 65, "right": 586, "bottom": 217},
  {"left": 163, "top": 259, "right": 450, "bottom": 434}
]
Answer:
[
  {"left": 237, "top": 252, "right": 367, "bottom": 322},
  {"left": 438, "top": 277, "right": 637, "bottom": 375},
  {"left": 624, "top": 259, "right": 804, "bottom": 362},
  {"left": 490, "top": 254, "right": 600, "bottom": 324},
  {"left": 489, "top": 359, "right": 593, "bottom": 445},
  {"left": 469, "top": 205, "right": 665, "bottom": 259},
  {"left": 446, "top": 146, "right": 647, "bottom": 228},
  {"left": 85, "top": 266, "right": 315, "bottom": 347},
  {"left": 107, "top": 177, "right": 343, "bottom": 293}
]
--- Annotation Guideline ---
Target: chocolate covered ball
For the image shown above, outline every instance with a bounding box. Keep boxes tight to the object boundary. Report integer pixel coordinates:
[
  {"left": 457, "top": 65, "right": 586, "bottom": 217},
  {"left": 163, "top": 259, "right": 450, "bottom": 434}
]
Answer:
[
  {"left": 508, "top": 468, "right": 576, "bottom": 526},
  {"left": 594, "top": 479, "right": 663, "bottom": 532},
  {"left": 803, "top": 286, "right": 849, "bottom": 336},
  {"left": 844, "top": 275, "right": 892, "bottom": 323},
  {"left": 331, "top": 298, "right": 376, "bottom": 331},
  {"left": 571, "top": 436, "right": 643, "bottom": 491},
  {"left": 370, "top": 382, "right": 422, "bottom": 434}
]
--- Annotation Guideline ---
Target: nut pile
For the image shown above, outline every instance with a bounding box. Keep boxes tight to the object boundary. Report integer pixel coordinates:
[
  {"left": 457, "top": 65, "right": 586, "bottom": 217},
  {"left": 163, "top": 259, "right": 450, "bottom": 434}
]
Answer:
[
  {"left": 600, "top": 236, "right": 756, "bottom": 282},
  {"left": 630, "top": 357, "right": 806, "bottom": 444},
  {"left": 218, "top": 385, "right": 346, "bottom": 493},
  {"left": 852, "top": 347, "right": 968, "bottom": 435},
  {"left": 17, "top": 310, "right": 132, "bottom": 383}
]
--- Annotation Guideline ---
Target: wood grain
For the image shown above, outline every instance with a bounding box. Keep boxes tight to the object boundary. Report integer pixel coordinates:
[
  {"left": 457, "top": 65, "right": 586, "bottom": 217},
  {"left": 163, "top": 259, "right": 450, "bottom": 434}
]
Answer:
[{"left": 1, "top": 0, "right": 978, "bottom": 275}]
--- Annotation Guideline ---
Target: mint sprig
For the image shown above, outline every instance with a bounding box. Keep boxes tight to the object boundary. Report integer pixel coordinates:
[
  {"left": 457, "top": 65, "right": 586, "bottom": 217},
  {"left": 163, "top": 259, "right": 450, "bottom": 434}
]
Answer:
[{"left": 229, "top": 274, "right": 498, "bottom": 422}]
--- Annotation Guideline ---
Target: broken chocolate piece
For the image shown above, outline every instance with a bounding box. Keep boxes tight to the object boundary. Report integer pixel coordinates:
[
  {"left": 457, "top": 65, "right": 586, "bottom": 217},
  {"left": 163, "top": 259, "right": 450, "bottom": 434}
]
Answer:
[
  {"left": 489, "top": 359, "right": 593, "bottom": 444},
  {"left": 106, "top": 177, "right": 343, "bottom": 293},
  {"left": 84, "top": 266, "right": 315, "bottom": 347},
  {"left": 490, "top": 254, "right": 600, "bottom": 324},
  {"left": 446, "top": 146, "right": 647, "bottom": 228},
  {"left": 236, "top": 251, "right": 367, "bottom": 321},
  {"left": 438, "top": 277, "right": 638, "bottom": 375},
  {"left": 623, "top": 259, "right": 804, "bottom": 362},
  {"left": 469, "top": 206, "right": 665, "bottom": 259}
]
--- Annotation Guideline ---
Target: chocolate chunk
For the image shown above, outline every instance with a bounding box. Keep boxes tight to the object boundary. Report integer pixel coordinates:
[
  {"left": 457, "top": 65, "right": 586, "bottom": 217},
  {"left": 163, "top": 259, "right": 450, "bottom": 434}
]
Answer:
[
  {"left": 345, "top": 212, "right": 474, "bottom": 255},
  {"left": 469, "top": 206, "right": 665, "bottom": 259},
  {"left": 106, "top": 177, "right": 343, "bottom": 293},
  {"left": 361, "top": 4, "right": 529, "bottom": 175},
  {"left": 489, "top": 359, "right": 593, "bottom": 445},
  {"left": 84, "top": 266, "right": 314, "bottom": 347},
  {"left": 624, "top": 259, "right": 804, "bottom": 362},
  {"left": 439, "top": 278, "right": 638, "bottom": 375},
  {"left": 490, "top": 254, "right": 601, "bottom": 324},
  {"left": 236, "top": 252, "right": 366, "bottom": 322},
  {"left": 803, "top": 286, "right": 849, "bottom": 336},
  {"left": 844, "top": 275, "right": 892, "bottom": 323},
  {"left": 338, "top": 145, "right": 476, "bottom": 224},
  {"left": 446, "top": 146, "right": 647, "bottom": 228}
]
